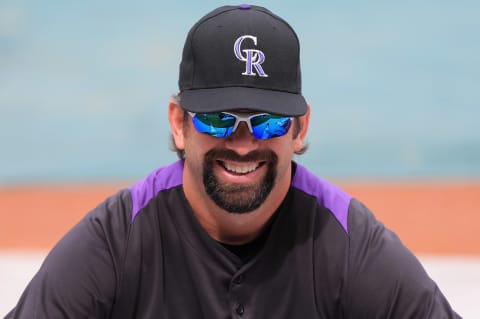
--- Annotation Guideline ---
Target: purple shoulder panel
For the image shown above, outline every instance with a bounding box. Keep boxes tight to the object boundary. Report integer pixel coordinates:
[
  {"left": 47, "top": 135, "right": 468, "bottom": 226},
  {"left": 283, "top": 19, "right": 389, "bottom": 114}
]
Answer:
[
  {"left": 129, "top": 160, "right": 184, "bottom": 222},
  {"left": 291, "top": 164, "right": 351, "bottom": 234}
]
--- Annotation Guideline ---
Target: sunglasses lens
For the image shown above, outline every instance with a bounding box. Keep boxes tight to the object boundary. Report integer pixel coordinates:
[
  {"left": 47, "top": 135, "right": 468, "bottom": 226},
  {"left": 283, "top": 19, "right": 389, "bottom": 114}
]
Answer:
[
  {"left": 191, "top": 113, "right": 236, "bottom": 138},
  {"left": 250, "top": 114, "right": 292, "bottom": 140}
]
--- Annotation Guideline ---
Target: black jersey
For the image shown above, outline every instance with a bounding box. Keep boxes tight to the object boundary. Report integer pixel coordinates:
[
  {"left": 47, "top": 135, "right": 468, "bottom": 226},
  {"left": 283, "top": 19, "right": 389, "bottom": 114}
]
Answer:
[{"left": 6, "top": 161, "right": 461, "bottom": 318}]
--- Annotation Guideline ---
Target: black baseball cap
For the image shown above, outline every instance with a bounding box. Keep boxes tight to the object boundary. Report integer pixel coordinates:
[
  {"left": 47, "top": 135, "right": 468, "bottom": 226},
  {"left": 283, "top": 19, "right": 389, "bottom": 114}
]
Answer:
[{"left": 178, "top": 4, "right": 307, "bottom": 116}]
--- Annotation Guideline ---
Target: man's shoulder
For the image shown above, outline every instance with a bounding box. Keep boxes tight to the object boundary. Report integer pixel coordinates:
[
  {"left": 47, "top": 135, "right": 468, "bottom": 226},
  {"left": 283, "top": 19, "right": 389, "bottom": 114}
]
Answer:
[
  {"left": 129, "top": 160, "right": 184, "bottom": 222},
  {"left": 291, "top": 163, "right": 352, "bottom": 234}
]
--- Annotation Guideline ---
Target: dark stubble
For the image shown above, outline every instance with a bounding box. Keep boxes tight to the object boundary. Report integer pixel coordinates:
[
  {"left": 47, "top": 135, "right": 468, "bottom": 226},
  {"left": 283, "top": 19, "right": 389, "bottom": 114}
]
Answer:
[{"left": 203, "top": 148, "right": 278, "bottom": 214}]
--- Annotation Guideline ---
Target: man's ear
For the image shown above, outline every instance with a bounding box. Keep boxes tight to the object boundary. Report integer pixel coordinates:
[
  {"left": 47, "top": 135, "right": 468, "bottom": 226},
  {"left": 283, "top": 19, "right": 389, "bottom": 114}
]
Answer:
[
  {"left": 168, "top": 100, "right": 186, "bottom": 151},
  {"left": 293, "top": 103, "right": 310, "bottom": 153}
]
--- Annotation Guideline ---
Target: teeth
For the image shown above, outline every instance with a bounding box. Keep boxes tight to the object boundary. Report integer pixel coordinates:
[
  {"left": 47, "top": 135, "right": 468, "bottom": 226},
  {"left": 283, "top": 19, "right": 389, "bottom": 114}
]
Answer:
[{"left": 224, "top": 162, "right": 259, "bottom": 174}]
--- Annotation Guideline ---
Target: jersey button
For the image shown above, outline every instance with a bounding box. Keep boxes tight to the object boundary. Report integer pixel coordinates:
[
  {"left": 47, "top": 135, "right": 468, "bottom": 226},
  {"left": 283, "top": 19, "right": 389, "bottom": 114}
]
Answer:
[
  {"left": 235, "top": 303, "right": 245, "bottom": 315},
  {"left": 234, "top": 274, "right": 244, "bottom": 284}
]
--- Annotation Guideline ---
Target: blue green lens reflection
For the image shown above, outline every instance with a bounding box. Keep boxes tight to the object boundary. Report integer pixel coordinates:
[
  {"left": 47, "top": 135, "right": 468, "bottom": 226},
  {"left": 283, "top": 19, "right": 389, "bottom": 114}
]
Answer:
[
  {"left": 251, "top": 115, "right": 292, "bottom": 139},
  {"left": 192, "top": 113, "right": 236, "bottom": 138},
  {"left": 191, "top": 113, "right": 292, "bottom": 139}
]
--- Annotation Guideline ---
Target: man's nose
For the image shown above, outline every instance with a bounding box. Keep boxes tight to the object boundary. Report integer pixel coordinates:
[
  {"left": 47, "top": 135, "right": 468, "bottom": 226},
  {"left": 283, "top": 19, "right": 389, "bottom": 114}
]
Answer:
[
  {"left": 225, "top": 122, "right": 258, "bottom": 154},
  {"left": 231, "top": 121, "right": 253, "bottom": 138}
]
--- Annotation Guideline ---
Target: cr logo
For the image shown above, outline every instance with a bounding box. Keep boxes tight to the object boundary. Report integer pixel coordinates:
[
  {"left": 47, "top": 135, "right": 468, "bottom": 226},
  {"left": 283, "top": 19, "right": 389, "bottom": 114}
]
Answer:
[{"left": 233, "top": 35, "right": 269, "bottom": 77}]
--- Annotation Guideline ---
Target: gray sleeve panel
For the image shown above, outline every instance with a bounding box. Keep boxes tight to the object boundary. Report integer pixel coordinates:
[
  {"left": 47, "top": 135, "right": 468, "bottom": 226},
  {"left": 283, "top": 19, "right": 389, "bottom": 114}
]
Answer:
[
  {"left": 4, "top": 189, "right": 132, "bottom": 319},
  {"left": 344, "top": 198, "right": 462, "bottom": 319}
]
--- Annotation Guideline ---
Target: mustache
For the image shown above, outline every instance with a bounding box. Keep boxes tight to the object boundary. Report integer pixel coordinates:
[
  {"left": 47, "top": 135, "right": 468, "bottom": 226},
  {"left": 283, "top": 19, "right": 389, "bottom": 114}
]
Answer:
[{"left": 204, "top": 148, "right": 277, "bottom": 163}]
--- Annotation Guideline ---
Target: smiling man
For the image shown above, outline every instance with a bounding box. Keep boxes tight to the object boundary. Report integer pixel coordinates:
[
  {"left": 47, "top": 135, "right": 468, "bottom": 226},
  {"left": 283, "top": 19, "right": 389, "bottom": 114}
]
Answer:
[{"left": 6, "top": 4, "right": 461, "bottom": 319}]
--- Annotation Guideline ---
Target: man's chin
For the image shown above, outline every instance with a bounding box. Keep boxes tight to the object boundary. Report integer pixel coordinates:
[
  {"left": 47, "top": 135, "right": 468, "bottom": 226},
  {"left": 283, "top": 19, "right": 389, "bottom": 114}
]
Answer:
[{"left": 207, "top": 183, "right": 267, "bottom": 214}]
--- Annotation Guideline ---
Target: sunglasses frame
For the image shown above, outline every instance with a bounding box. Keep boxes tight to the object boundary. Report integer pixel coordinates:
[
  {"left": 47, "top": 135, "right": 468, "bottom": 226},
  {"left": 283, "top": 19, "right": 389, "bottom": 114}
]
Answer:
[{"left": 188, "top": 111, "right": 293, "bottom": 139}]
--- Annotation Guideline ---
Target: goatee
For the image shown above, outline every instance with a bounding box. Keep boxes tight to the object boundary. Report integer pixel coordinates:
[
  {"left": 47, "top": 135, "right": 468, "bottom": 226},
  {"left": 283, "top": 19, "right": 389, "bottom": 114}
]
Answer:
[{"left": 203, "top": 148, "right": 277, "bottom": 214}]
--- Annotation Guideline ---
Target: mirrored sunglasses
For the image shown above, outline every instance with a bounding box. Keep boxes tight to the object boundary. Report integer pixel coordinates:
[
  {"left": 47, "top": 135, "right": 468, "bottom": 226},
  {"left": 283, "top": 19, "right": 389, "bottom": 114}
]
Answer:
[{"left": 188, "top": 111, "right": 293, "bottom": 140}]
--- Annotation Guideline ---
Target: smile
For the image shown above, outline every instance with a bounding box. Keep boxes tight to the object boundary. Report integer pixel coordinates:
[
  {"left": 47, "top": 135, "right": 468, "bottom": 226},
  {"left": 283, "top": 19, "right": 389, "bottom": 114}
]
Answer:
[{"left": 220, "top": 161, "right": 264, "bottom": 175}]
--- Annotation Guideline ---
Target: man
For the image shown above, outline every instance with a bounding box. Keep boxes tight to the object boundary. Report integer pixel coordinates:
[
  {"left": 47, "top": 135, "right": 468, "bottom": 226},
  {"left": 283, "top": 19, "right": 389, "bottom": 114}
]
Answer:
[{"left": 6, "top": 4, "right": 461, "bottom": 318}]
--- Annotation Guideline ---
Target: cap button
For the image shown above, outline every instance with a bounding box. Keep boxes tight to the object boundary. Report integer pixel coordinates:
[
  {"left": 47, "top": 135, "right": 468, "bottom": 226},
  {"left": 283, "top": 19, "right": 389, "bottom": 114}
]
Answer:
[{"left": 239, "top": 4, "right": 251, "bottom": 9}]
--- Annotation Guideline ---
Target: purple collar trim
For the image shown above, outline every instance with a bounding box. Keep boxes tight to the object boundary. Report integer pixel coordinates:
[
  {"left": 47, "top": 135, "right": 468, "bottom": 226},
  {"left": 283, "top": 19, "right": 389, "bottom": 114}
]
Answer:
[
  {"left": 292, "top": 164, "right": 351, "bottom": 234},
  {"left": 129, "top": 160, "right": 184, "bottom": 222}
]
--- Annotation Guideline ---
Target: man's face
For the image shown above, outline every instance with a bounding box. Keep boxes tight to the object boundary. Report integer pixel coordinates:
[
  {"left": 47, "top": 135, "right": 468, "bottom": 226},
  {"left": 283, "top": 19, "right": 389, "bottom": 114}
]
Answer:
[{"left": 170, "top": 104, "right": 308, "bottom": 215}]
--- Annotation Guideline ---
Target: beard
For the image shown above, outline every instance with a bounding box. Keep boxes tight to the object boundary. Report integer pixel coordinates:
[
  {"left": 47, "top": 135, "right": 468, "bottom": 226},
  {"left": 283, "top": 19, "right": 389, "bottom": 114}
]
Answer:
[{"left": 203, "top": 148, "right": 278, "bottom": 214}]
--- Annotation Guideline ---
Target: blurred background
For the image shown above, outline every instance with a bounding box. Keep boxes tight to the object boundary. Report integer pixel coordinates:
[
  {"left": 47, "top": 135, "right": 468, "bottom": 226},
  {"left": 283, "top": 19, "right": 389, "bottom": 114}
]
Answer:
[
  {"left": 1, "top": 0, "right": 479, "bottom": 182},
  {"left": 1, "top": 0, "right": 479, "bottom": 316}
]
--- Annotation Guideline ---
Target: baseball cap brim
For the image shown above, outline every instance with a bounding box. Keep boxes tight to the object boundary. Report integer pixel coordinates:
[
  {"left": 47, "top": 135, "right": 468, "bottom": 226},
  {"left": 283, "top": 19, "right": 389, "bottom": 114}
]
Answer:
[{"left": 179, "top": 87, "right": 307, "bottom": 117}]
